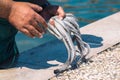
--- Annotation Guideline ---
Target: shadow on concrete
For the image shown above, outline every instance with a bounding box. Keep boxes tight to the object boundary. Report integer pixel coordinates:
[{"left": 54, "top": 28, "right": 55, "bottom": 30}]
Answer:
[
  {"left": 15, "top": 34, "right": 103, "bottom": 69},
  {"left": 16, "top": 39, "right": 68, "bottom": 69},
  {"left": 82, "top": 34, "right": 103, "bottom": 48}
]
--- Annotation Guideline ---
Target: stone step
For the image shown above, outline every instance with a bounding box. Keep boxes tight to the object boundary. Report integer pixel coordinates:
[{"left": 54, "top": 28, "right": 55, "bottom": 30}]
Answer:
[{"left": 0, "top": 12, "right": 120, "bottom": 80}]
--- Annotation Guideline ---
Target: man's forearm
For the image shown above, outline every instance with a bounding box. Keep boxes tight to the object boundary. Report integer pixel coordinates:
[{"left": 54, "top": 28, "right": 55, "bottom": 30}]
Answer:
[
  {"left": 0, "top": 0, "right": 13, "bottom": 19},
  {"left": 0, "top": 0, "right": 50, "bottom": 19}
]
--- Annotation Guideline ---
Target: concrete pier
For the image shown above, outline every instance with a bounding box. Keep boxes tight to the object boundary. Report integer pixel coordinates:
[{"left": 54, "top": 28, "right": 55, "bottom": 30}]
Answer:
[{"left": 0, "top": 12, "right": 120, "bottom": 80}]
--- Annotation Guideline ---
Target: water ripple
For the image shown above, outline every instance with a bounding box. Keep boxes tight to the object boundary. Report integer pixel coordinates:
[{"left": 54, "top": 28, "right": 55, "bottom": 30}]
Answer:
[{"left": 49, "top": 0, "right": 120, "bottom": 26}]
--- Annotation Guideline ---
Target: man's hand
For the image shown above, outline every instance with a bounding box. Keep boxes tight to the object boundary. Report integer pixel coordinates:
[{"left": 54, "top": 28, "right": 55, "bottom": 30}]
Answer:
[
  {"left": 0, "top": 0, "right": 65, "bottom": 38},
  {"left": 39, "top": 5, "right": 65, "bottom": 25},
  {"left": 8, "top": 2, "right": 48, "bottom": 38}
]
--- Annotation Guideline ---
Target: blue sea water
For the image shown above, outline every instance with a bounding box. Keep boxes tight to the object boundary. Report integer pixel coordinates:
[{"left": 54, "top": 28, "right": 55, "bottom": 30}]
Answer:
[{"left": 16, "top": 0, "right": 120, "bottom": 52}]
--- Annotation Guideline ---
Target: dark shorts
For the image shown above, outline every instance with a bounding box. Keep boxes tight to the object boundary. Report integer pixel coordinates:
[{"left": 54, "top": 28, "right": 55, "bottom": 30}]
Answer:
[
  {"left": 0, "top": 0, "right": 31, "bottom": 67},
  {"left": 0, "top": 18, "right": 19, "bottom": 68},
  {"left": 0, "top": 0, "right": 41, "bottom": 68}
]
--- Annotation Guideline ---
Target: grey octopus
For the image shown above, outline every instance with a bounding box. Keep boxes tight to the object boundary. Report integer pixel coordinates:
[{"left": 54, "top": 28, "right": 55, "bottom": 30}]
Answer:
[{"left": 40, "top": 13, "right": 90, "bottom": 73}]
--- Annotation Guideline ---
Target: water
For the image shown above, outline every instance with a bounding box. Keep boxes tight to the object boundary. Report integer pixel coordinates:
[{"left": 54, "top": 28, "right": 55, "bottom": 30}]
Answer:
[
  {"left": 49, "top": 0, "right": 120, "bottom": 26},
  {"left": 16, "top": 0, "right": 120, "bottom": 52}
]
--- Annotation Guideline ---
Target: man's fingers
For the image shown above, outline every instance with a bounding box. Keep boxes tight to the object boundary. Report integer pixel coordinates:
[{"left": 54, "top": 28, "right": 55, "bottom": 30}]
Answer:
[
  {"left": 23, "top": 25, "right": 42, "bottom": 38},
  {"left": 49, "top": 18, "right": 55, "bottom": 26},
  {"left": 27, "top": 3, "right": 43, "bottom": 12},
  {"left": 57, "top": 6, "right": 65, "bottom": 20},
  {"left": 47, "top": 5, "right": 65, "bottom": 20},
  {"left": 21, "top": 28, "right": 34, "bottom": 38},
  {"left": 30, "top": 19, "right": 44, "bottom": 33},
  {"left": 35, "top": 13, "right": 48, "bottom": 31}
]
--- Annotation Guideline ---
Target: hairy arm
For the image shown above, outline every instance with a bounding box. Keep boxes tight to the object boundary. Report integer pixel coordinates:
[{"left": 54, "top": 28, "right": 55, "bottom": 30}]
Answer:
[
  {"left": 0, "top": 0, "right": 13, "bottom": 19},
  {"left": 0, "top": 0, "right": 65, "bottom": 38},
  {"left": 0, "top": 0, "right": 48, "bottom": 19},
  {"left": 0, "top": 0, "right": 48, "bottom": 38}
]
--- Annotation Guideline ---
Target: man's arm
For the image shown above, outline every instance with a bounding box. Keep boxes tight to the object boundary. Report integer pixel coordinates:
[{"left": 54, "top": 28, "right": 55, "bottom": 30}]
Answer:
[
  {"left": 0, "top": 0, "right": 48, "bottom": 38},
  {"left": 0, "top": 0, "right": 65, "bottom": 38},
  {"left": 0, "top": 0, "right": 49, "bottom": 19},
  {"left": 0, "top": 0, "right": 13, "bottom": 19}
]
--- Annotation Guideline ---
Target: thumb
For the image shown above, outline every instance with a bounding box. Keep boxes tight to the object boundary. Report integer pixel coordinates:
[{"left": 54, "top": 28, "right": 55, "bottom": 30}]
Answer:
[
  {"left": 27, "top": 3, "right": 43, "bottom": 12},
  {"left": 57, "top": 6, "right": 65, "bottom": 20}
]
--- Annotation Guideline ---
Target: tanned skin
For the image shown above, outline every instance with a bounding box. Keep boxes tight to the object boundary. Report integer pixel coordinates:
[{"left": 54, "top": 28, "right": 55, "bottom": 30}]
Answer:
[{"left": 0, "top": 0, "right": 65, "bottom": 38}]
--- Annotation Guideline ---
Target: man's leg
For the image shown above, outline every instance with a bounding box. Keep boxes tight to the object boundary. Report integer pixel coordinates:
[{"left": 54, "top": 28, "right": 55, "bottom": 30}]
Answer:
[{"left": 0, "top": 18, "right": 19, "bottom": 68}]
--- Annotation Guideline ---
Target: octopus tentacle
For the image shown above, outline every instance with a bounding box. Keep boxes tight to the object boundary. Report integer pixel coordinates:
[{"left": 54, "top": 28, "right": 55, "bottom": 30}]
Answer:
[{"left": 47, "top": 13, "right": 90, "bottom": 73}]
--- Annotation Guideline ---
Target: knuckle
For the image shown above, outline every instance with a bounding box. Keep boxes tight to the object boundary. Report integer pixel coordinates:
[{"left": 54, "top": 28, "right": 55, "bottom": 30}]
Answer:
[{"left": 21, "top": 28, "right": 27, "bottom": 33}]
